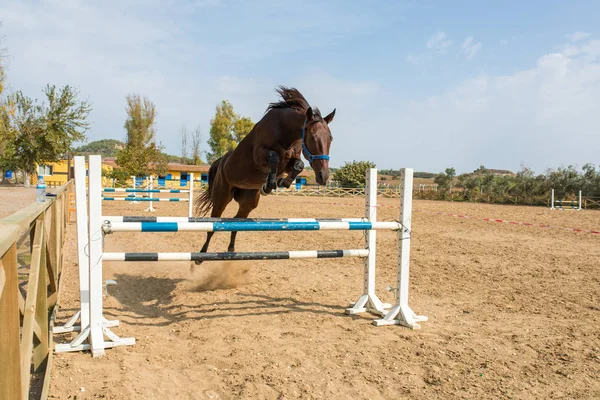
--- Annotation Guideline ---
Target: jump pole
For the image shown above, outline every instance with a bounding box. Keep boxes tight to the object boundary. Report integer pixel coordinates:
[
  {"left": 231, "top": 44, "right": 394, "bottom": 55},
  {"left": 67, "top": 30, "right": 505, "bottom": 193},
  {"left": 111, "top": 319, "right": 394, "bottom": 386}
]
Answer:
[
  {"left": 188, "top": 173, "right": 194, "bottom": 218},
  {"left": 53, "top": 157, "right": 90, "bottom": 338},
  {"left": 373, "top": 168, "right": 428, "bottom": 328},
  {"left": 65, "top": 158, "right": 426, "bottom": 356},
  {"left": 145, "top": 176, "right": 156, "bottom": 212},
  {"left": 346, "top": 168, "right": 388, "bottom": 315},
  {"left": 91, "top": 156, "right": 135, "bottom": 356},
  {"left": 129, "top": 176, "right": 138, "bottom": 204},
  {"left": 54, "top": 157, "right": 123, "bottom": 353}
]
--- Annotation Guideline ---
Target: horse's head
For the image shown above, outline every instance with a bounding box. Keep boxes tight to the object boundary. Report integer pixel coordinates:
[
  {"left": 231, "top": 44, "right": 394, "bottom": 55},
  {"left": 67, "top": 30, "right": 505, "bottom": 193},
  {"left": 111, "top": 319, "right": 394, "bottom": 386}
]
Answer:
[{"left": 302, "top": 107, "right": 335, "bottom": 186}]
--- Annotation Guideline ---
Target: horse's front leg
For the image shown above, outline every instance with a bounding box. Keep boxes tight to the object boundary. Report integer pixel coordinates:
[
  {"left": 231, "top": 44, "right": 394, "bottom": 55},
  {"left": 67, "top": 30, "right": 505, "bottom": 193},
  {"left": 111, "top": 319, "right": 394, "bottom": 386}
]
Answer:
[
  {"left": 277, "top": 158, "right": 304, "bottom": 188},
  {"left": 260, "top": 150, "right": 280, "bottom": 195}
]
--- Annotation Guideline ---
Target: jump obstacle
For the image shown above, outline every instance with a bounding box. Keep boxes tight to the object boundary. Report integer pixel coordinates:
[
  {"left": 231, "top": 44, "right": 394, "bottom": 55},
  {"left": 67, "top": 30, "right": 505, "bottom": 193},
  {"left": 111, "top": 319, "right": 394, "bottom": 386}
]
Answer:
[
  {"left": 54, "top": 155, "right": 427, "bottom": 357},
  {"left": 550, "top": 189, "right": 582, "bottom": 211},
  {"left": 101, "top": 174, "right": 194, "bottom": 217}
]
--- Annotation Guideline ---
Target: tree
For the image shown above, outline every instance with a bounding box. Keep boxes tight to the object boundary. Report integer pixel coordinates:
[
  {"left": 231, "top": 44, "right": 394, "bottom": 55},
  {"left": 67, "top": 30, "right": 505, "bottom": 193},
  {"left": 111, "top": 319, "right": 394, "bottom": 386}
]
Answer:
[
  {"left": 434, "top": 167, "right": 456, "bottom": 193},
  {"left": 0, "top": 85, "right": 91, "bottom": 186},
  {"left": 191, "top": 125, "right": 203, "bottom": 165},
  {"left": 179, "top": 125, "right": 189, "bottom": 163},
  {"left": 333, "top": 160, "right": 376, "bottom": 188},
  {"left": 234, "top": 117, "right": 254, "bottom": 142},
  {"left": 124, "top": 94, "right": 155, "bottom": 147},
  {"left": 73, "top": 139, "right": 125, "bottom": 157},
  {"left": 116, "top": 95, "right": 167, "bottom": 177},
  {"left": 445, "top": 167, "right": 456, "bottom": 191},
  {"left": 206, "top": 100, "right": 253, "bottom": 162}
]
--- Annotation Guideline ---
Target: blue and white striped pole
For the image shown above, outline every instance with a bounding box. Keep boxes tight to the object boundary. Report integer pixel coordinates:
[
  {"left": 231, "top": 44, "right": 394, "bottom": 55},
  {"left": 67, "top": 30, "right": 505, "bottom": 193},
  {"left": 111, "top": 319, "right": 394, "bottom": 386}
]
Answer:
[
  {"left": 103, "top": 197, "right": 188, "bottom": 202},
  {"left": 102, "top": 216, "right": 366, "bottom": 223},
  {"left": 103, "top": 188, "right": 190, "bottom": 193},
  {"left": 102, "top": 220, "right": 401, "bottom": 233}
]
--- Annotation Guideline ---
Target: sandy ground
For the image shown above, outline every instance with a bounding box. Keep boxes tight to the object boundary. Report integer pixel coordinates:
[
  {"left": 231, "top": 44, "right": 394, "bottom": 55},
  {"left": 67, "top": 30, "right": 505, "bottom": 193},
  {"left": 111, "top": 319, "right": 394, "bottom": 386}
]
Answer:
[
  {"left": 0, "top": 186, "right": 37, "bottom": 219},
  {"left": 49, "top": 195, "right": 600, "bottom": 399}
]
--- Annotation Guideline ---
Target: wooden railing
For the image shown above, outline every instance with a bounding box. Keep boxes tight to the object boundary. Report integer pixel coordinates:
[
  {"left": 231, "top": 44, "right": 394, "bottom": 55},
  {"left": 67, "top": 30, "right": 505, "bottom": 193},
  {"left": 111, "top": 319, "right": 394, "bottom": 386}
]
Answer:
[
  {"left": 273, "top": 186, "right": 369, "bottom": 197},
  {"left": 0, "top": 181, "right": 73, "bottom": 400},
  {"left": 584, "top": 197, "right": 600, "bottom": 209},
  {"left": 272, "top": 185, "right": 600, "bottom": 209}
]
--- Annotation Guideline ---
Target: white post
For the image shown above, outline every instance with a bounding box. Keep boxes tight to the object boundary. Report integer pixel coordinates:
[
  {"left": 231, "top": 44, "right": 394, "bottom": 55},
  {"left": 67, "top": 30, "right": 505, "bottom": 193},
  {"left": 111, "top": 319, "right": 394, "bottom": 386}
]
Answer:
[
  {"left": 189, "top": 173, "right": 194, "bottom": 218},
  {"left": 346, "top": 168, "right": 387, "bottom": 316},
  {"left": 550, "top": 189, "right": 555, "bottom": 210},
  {"left": 53, "top": 157, "right": 90, "bottom": 338},
  {"left": 578, "top": 190, "right": 582, "bottom": 211},
  {"left": 145, "top": 175, "right": 156, "bottom": 212},
  {"left": 374, "top": 168, "right": 428, "bottom": 328},
  {"left": 129, "top": 175, "right": 139, "bottom": 204},
  {"left": 88, "top": 155, "right": 106, "bottom": 357}
]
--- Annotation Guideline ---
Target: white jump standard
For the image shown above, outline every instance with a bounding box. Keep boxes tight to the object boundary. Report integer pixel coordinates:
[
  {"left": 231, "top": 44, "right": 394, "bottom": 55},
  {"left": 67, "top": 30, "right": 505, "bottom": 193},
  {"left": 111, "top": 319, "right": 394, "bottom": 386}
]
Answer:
[
  {"left": 59, "top": 155, "right": 427, "bottom": 357},
  {"left": 102, "top": 174, "right": 195, "bottom": 217},
  {"left": 550, "top": 189, "right": 582, "bottom": 211}
]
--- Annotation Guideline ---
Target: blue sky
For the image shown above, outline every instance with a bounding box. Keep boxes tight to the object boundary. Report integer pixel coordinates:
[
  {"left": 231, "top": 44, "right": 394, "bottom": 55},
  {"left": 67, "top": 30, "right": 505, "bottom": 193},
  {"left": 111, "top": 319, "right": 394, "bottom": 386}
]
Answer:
[{"left": 1, "top": 0, "right": 599, "bottom": 173}]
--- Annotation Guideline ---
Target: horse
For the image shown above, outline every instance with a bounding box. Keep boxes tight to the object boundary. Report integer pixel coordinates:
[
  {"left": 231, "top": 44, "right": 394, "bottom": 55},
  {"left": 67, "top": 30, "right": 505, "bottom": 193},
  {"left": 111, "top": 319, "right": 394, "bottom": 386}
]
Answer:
[{"left": 194, "top": 86, "right": 335, "bottom": 264}]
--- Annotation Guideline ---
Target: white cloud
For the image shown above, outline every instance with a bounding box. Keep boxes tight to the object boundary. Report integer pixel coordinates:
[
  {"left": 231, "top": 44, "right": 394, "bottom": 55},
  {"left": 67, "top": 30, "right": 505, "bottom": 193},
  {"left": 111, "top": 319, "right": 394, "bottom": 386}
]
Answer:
[
  {"left": 566, "top": 31, "right": 591, "bottom": 42},
  {"left": 426, "top": 31, "right": 454, "bottom": 53},
  {"left": 374, "top": 38, "right": 600, "bottom": 172},
  {"left": 461, "top": 36, "right": 482, "bottom": 60},
  {"left": 0, "top": 0, "right": 385, "bottom": 156}
]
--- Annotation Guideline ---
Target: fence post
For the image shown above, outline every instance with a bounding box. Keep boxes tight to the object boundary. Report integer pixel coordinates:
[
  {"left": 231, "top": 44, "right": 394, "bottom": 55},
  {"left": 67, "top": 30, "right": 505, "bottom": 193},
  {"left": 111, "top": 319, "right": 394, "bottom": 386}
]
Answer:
[{"left": 0, "top": 244, "right": 22, "bottom": 399}]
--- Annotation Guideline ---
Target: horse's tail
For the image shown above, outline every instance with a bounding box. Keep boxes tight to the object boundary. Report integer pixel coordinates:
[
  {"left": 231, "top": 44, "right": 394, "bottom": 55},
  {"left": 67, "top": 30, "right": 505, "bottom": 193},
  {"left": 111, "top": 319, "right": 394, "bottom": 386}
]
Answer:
[{"left": 194, "top": 156, "right": 223, "bottom": 216}]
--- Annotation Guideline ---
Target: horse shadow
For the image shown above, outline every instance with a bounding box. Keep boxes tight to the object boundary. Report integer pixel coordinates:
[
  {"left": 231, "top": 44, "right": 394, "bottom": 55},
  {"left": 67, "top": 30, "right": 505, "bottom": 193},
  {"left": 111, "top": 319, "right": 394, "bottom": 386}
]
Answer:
[{"left": 102, "top": 273, "right": 368, "bottom": 328}]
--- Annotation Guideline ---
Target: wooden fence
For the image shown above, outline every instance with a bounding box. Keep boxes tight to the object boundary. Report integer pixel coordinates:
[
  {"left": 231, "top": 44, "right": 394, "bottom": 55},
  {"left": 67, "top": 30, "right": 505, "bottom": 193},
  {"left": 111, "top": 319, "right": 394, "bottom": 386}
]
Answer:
[
  {"left": 273, "top": 185, "right": 600, "bottom": 209},
  {"left": 0, "top": 181, "right": 73, "bottom": 400}
]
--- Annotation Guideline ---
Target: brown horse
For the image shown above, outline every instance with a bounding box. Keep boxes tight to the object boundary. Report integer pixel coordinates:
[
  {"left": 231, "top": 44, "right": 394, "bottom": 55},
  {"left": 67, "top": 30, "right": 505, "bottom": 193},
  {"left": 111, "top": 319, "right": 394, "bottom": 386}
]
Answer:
[{"left": 194, "top": 87, "right": 335, "bottom": 263}]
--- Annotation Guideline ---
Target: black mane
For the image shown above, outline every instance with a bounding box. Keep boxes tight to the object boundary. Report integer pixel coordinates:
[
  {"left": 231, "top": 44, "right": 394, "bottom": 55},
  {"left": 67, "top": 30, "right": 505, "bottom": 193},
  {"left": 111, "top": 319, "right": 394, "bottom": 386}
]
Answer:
[{"left": 266, "top": 86, "right": 322, "bottom": 119}]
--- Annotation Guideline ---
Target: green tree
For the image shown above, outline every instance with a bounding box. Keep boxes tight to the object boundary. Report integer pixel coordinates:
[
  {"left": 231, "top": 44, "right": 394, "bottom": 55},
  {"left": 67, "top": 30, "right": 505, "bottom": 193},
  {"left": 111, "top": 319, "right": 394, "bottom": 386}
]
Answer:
[
  {"left": 73, "top": 139, "right": 125, "bottom": 157},
  {"left": 116, "top": 95, "right": 167, "bottom": 177},
  {"left": 434, "top": 167, "right": 456, "bottom": 193},
  {"left": 1, "top": 85, "right": 91, "bottom": 186},
  {"left": 333, "top": 160, "right": 376, "bottom": 188},
  {"left": 124, "top": 94, "right": 155, "bottom": 147},
  {"left": 234, "top": 117, "right": 254, "bottom": 142},
  {"left": 207, "top": 100, "right": 253, "bottom": 162}
]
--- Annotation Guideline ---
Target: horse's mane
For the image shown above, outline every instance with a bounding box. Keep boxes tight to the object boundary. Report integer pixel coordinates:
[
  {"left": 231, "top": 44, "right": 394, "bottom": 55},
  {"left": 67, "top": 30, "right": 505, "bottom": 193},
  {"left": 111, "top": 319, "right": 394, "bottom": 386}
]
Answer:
[{"left": 266, "top": 86, "right": 322, "bottom": 119}]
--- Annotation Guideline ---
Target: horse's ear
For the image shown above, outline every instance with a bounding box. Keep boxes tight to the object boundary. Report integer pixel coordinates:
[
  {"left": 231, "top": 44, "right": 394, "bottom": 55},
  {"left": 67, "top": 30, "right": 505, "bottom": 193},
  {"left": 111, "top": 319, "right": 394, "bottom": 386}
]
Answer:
[
  {"left": 306, "top": 107, "right": 314, "bottom": 120},
  {"left": 324, "top": 108, "right": 336, "bottom": 124}
]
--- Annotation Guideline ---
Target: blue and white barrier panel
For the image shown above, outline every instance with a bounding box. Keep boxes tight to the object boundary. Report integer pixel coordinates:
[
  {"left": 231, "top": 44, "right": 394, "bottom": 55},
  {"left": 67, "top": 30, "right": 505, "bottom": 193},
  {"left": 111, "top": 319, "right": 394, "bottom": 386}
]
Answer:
[
  {"left": 102, "top": 220, "right": 401, "bottom": 233},
  {"left": 102, "top": 216, "right": 365, "bottom": 223},
  {"left": 102, "top": 249, "right": 369, "bottom": 262},
  {"left": 103, "top": 188, "right": 189, "bottom": 193},
  {"left": 102, "top": 197, "right": 188, "bottom": 202}
]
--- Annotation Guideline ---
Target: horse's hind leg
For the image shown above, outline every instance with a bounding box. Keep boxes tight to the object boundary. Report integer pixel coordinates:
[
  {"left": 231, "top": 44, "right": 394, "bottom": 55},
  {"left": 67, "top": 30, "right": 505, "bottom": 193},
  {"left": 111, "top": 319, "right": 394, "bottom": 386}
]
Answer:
[
  {"left": 228, "top": 189, "right": 260, "bottom": 252},
  {"left": 195, "top": 188, "right": 234, "bottom": 265}
]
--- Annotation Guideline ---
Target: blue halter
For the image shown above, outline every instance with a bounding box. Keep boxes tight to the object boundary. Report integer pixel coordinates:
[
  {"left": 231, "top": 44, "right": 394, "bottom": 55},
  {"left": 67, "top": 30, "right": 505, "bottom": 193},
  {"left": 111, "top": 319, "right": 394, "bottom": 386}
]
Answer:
[{"left": 301, "top": 119, "right": 330, "bottom": 164}]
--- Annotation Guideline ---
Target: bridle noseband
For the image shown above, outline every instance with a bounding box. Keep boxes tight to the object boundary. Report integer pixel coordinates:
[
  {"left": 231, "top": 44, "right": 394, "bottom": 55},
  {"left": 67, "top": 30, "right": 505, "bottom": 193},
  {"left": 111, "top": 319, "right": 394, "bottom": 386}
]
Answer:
[{"left": 301, "top": 119, "right": 330, "bottom": 164}]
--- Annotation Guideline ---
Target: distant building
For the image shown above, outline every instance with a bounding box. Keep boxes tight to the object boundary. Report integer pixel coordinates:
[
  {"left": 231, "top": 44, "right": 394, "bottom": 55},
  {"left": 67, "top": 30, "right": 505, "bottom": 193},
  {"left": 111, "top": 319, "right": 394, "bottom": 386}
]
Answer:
[{"left": 36, "top": 158, "right": 314, "bottom": 188}]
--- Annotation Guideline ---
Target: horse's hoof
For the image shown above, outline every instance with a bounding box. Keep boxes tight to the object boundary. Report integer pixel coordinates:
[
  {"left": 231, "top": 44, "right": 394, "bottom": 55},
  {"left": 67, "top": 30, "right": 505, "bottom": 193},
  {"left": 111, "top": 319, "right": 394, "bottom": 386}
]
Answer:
[
  {"left": 194, "top": 260, "right": 204, "bottom": 266},
  {"left": 277, "top": 178, "right": 289, "bottom": 188},
  {"left": 260, "top": 185, "right": 271, "bottom": 196}
]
